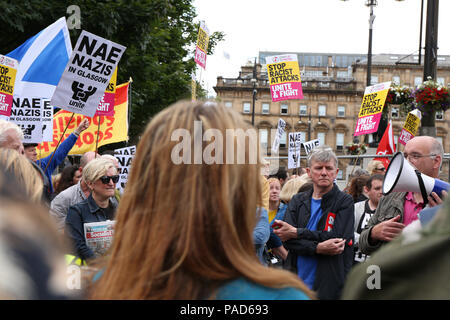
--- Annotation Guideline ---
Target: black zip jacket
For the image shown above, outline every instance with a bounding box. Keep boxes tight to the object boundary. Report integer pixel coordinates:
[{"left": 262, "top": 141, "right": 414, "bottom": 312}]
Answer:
[{"left": 283, "top": 184, "right": 354, "bottom": 300}]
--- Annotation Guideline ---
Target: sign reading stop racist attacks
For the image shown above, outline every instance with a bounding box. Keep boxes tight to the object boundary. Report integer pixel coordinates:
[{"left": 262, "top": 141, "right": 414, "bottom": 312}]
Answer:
[
  {"left": 194, "top": 21, "right": 209, "bottom": 69},
  {"left": 354, "top": 81, "right": 391, "bottom": 136},
  {"left": 51, "top": 31, "right": 126, "bottom": 118},
  {"left": 265, "top": 54, "right": 303, "bottom": 102},
  {"left": 399, "top": 109, "right": 421, "bottom": 146},
  {"left": 0, "top": 54, "right": 18, "bottom": 117}
]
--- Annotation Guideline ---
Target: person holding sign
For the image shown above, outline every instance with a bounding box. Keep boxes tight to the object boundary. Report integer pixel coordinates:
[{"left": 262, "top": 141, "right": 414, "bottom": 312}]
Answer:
[
  {"left": 273, "top": 146, "right": 354, "bottom": 300},
  {"left": 65, "top": 158, "right": 118, "bottom": 262},
  {"left": 23, "top": 118, "right": 90, "bottom": 199}
]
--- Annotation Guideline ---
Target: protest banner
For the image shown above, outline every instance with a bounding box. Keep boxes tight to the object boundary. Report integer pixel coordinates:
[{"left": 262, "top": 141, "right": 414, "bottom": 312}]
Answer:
[
  {"left": 354, "top": 81, "right": 391, "bottom": 137},
  {"left": 303, "top": 138, "right": 321, "bottom": 156},
  {"left": 399, "top": 109, "right": 421, "bottom": 146},
  {"left": 96, "top": 67, "right": 117, "bottom": 116},
  {"left": 288, "top": 132, "right": 302, "bottom": 169},
  {"left": 51, "top": 30, "right": 126, "bottom": 117},
  {"left": 114, "top": 145, "right": 136, "bottom": 193},
  {"left": 37, "top": 82, "right": 129, "bottom": 158},
  {"left": 194, "top": 21, "right": 209, "bottom": 69},
  {"left": 271, "top": 118, "right": 286, "bottom": 153},
  {"left": 265, "top": 54, "right": 303, "bottom": 102},
  {"left": 9, "top": 97, "right": 44, "bottom": 143},
  {"left": 0, "top": 54, "right": 18, "bottom": 117}
]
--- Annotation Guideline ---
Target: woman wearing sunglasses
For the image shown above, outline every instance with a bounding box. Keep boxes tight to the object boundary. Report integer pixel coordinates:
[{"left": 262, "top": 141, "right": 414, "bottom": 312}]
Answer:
[{"left": 65, "top": 158, "right": 119, "bottom": 262}]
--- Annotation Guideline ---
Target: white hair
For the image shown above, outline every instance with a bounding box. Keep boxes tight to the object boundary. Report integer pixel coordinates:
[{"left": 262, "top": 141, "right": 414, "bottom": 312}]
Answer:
[{"left": 0, "top": 119, "right": 24, "bottom": 146}]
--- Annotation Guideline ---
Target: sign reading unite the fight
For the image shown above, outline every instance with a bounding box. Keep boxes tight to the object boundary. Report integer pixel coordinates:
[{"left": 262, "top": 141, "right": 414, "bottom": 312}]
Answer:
[
  {"left": 399, "top": 109, "right": 421, "bottom": 146},
  {"left": 265, "top": 54, "right": 303, "bottom": 102},
  {"left": 0, "top": 54, "right": 18, "bottom": 117},
  {"left": 194, "top": 21, "right": 209, "bottom": 69},
  {"left": 51, "top": 31, "right": 126, "bottom": 118},
  {"left": 354, "top": 81, "right": 391, "bottom": 137}
]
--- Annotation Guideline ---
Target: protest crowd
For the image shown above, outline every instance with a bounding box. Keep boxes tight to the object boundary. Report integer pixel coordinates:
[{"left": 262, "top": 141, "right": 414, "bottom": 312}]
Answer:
[{"left": 1, "top": 16, "right": 450, "bottom": 303}]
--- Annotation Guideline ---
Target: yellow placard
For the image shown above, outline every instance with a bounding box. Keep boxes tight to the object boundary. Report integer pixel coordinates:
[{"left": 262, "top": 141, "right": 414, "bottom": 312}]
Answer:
[
  {"left": 402, "top": 112, "right": 420, "bottom": 135},
  {"left": 267, "top": 61, "right": 301, "bottom": 85},
  {"left": 358, "top": 88, "right": 390, "bottom": 117},
  {"left": 196, "top": 26, "right": 209, "bottom": 53}
]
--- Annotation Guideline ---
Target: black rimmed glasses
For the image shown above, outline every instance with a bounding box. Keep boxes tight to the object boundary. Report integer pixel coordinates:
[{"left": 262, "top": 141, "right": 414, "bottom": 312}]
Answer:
[{"left": 99, "top": 175, "right": 119, "bottom": 184}]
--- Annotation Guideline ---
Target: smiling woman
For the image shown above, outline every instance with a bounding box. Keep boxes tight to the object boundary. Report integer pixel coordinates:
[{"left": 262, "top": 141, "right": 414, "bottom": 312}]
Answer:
[{"left": 65, "top": 158, "right": 118, "bottom": 262}]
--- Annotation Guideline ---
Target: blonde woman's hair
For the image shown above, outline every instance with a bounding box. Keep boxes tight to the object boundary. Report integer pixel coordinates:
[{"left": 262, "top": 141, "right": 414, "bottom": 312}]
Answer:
[
  {"left": 82, "top": 158, "right": 117, "bottom": 184},
  {"left": 366, "top": 160, "right": 384, "bottom": 175},
  {"left": 0, "top": 148, "right": 43, "bottom": 203},
  {"left": 90, "top": 100, "right": 314, "bottom": 300},
  {"left": 280, "top": 174, "right": 312, "bottom": 203}
]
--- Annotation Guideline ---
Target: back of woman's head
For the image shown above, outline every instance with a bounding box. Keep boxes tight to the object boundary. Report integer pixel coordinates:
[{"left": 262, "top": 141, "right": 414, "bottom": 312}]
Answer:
[
  {"left": 280, "top": 174, "right": 312, "bottom": 203},
  {"left": 0, "top": 148, "right": 43, "bottom": 203},
  {"left": 91, "top": 100, "right": 313, "bottom": 299}
]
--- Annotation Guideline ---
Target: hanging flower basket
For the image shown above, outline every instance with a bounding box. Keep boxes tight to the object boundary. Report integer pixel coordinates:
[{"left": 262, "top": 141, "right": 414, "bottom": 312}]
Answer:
[
  {"left": 412, "top": 77, "right": 450, "bottom": 116},
  {"left": 346, "top": 142, "right": 368, "bottom": 155},
  {"left": 385, "top": 83, "right": 415, "bottom": 117}
]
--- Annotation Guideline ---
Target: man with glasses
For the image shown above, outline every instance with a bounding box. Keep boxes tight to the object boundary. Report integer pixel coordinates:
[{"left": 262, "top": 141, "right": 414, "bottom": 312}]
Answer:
[{"left": 359, "top": 136, "right": 445, "bottom": 255}]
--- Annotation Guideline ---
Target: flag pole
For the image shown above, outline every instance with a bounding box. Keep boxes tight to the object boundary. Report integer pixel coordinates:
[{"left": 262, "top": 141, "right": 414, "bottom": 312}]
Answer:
[
  {"left": 126, "top": 77, "right": 132, "bottom": 147},
  {"left": 43, "top": 112, "right": 75, "bottom": 172}
]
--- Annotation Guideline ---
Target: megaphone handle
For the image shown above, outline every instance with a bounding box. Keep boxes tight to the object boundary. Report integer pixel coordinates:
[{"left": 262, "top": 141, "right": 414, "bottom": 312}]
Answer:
[{"left": 414, "top": 170, "right": 429, "bottom": 206}]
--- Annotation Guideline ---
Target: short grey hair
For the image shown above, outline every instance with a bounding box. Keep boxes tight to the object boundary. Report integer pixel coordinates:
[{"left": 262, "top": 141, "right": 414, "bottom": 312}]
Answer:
[
  {"left": 307, "top": 145, "right": 338, "bottom": 168},
  {"left": 0, "top": 119, "right": 24, "bottom": 146}
]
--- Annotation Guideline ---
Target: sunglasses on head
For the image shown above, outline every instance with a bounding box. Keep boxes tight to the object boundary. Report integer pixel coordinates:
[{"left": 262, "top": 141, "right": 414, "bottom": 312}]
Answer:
[{"left": 99, "top": 175, "right": 120, "bottom": 184}]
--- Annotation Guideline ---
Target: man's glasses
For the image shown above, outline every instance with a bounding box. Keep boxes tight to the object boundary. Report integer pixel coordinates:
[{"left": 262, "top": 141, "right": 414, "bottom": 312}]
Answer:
[
  {"left": 404, "top": 153, "right": 437, "bottom": 161},
  {"left": 99, "top": 175, "right": 120, "bottom": 184},
  {"left": 375, "top": 167, "right": 385, "bottom": 172}
]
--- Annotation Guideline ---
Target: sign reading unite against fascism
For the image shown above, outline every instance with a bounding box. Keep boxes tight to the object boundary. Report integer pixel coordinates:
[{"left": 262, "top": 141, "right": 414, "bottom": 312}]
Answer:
[
  {"left": 354, "top": 81, "right": 391, "bottom": 136},
  {"left": 399, "top": 109, "right": 421, "bottom": 146},
  {"left": 265, "top": 54, "right": 303, "bottom": 102},
  {"left": 0, "top": 54, "right": 18, "bottom": 117},
  {"left": 194, "top": 21, "right": 209, "bottom": 69},
  {"left": 51, "top": 31, "right": 126, "bottom": 118}
]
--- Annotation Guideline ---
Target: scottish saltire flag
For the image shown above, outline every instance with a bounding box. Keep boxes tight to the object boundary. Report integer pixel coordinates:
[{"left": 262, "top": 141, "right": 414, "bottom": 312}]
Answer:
[{"left": 6, "top": 17, "right": 72, "bottom": 98}]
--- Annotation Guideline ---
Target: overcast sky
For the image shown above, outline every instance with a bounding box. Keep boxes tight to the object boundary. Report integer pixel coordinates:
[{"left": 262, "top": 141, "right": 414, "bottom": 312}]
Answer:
[{"left": 193, "top": 0, "right": 450, "bottom": 97}]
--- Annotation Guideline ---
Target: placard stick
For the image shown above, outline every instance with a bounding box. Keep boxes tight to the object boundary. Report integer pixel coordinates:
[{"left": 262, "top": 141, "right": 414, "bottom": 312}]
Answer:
[
  {"left": 43, "top": 112, "right": 75, "bottom": 172},
  {"left": 95, "top": 114, "right": 101, "bottom": 155}
]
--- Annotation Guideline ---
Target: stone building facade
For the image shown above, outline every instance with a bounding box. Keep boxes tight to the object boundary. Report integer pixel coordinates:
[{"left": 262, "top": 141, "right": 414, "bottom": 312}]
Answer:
[{"left": 213, "top": 51, "right": 450, "bottom": 181}]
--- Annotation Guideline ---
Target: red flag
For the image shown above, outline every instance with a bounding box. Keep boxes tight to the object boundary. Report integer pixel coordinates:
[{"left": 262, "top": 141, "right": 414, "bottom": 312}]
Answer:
[{"left": 374, "top": 121, "right": 396, "bottom": 169}]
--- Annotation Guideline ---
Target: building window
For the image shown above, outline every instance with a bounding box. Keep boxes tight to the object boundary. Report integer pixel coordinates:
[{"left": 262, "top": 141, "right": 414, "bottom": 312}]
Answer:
[
  {"left": 317, "top": 132, "right": 325, "bottom": 145},
  {"left": 391, "top": 107, "right": 399, "bottom": 118},
  {"left": 336, "top": 133, "right": 344, "bottom": 151},
  {"left": 392, "top": 76, "right": 400, "bottom": 85},
  {"left": 394, "top": 135, "right": 398, "bottom": 147},
  {"left": 262, "top": 103, "right": 270, "bottom": 114},
  {"left": 414, "top": 76, "right": 422, "bottom": 87},
  {"left": 436, "top": 110, "right": 444, "bottom": 120},
  {"left": 299, "top": 132, "right": 306, "bottom": 143},
  {"left": 318, "top": 105, "right": 326, "bottom": 117},
  {"left": 437, "top": 77, "right": 445, "bottom": 86},
  {"left": 280, "top": 132, "right": 287, "bottom": 148},
  {"left": 371, "top": 75, "right": 379, "bottom": 84},
  {"left": 243, "top": 102, "right": 250, "bottom": 114},
  {"left": 337, "top": 170, "right": 344, "bottom": 180},
  {"left": 224, "top": 101, "right": 232, "bottom": 108},
  {"left": 337, "top": 106, "right": 345, "bottom": 117},
  {"left": 280, "top": 104, "right": 288, "bottom": 115},
  {"left": 259, "top": 129, "right": 268, "bottom": 149},
  {"left": 436, "top": 136, "right": 443, "bottom": 147},
  {"left": 299, "top": 104, "right": 308, "bottom": 116}
]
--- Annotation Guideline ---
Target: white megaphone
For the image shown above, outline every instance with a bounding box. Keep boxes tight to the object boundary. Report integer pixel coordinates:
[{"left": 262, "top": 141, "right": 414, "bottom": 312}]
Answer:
[{"left": 383, "top": 152, "right": 450, "bottom": 198}]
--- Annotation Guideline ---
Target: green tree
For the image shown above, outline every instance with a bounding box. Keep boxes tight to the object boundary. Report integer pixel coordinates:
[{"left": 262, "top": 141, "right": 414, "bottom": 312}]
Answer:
[{"left": 0, "top": 0, "right": 224, "bottom": 144}]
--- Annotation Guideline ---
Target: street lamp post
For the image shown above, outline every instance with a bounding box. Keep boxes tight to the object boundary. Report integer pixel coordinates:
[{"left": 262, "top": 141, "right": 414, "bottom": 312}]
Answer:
[{"left": 251, "top": 58, "right": 258, "bottom": 126}]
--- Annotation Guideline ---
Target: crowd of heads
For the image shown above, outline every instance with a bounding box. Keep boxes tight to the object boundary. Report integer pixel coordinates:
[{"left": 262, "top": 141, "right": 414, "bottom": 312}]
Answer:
[{"left": 0, "top": 99, "right": 448, "bottom": 300}]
